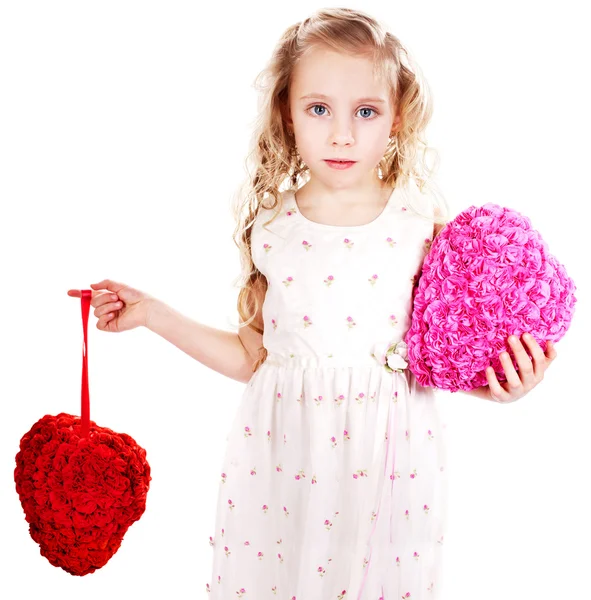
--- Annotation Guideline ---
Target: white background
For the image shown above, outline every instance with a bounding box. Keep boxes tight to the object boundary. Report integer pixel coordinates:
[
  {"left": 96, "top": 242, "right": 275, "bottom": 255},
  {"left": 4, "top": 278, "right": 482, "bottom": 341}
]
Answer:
[{"left": 1, "top": 1, "right": 589, "bottom": 599}]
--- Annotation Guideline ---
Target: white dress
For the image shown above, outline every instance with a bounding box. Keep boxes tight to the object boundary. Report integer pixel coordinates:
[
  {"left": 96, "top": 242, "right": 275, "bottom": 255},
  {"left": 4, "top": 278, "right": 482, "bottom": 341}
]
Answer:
[{"left": 206, "top": 178, "right": 449, "bottom": 600}]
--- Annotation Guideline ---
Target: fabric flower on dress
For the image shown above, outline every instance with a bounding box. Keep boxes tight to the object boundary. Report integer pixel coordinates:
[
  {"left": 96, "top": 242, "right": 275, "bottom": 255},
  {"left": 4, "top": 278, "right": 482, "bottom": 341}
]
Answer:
[{"left": 371, "top": 339, "right": 409, "bottom": 373}]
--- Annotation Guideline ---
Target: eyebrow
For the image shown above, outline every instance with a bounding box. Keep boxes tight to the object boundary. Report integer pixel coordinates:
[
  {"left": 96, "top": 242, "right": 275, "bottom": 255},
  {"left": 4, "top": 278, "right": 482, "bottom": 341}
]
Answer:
[{"left": 299, "top": 93, "right": 386, "bottom": 104}]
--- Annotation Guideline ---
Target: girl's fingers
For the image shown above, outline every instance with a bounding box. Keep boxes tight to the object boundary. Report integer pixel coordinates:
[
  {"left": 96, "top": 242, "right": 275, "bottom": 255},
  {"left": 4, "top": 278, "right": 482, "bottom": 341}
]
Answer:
[
  {"left": 523, "top": 333, "right": 546, "bottom": 378},
  {"left": 508, "top": 335, "right": 533, "bottom": 374},
  {"left": 485, "top": 366, "right": 508, "bottom": 403},
  {"left": 499, "top": 351, "right": 522, "bottom": 389},
  {"left": 546, "top": 340, "right": 558, "bottom": 361},
  {"left": 96, "top": 293, "right": 119, "bottom": 307},
  {"left": 87, "top": 281, "right": 124, "bottom": 309},
  {"left": 90, "top": 280, "right": 126, "bottom": 296},
  {"left": 90, "top": 280, "right": 119, "bottom": 291},
  {"left": 95, "top": 300, "right": 121, "bottom": 318},
  {"left": 97, "top": 313, "right": 115, "bottom": 330},
  {"left": 68, "top": 287, "right": 119, "bottom": 309}
]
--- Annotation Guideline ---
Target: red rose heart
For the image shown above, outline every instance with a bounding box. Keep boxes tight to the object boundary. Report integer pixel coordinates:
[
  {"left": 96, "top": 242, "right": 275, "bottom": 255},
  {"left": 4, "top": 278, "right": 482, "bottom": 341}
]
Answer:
[
  {"left": 14, "top": 413, "right": 151, "bottom": 575},
  {"left": 13, "top": 289, "right": 152, "bottom": 575}
]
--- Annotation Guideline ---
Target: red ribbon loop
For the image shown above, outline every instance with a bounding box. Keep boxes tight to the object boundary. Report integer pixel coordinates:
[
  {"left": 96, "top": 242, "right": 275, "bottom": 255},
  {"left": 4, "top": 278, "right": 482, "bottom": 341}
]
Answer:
[{"left": 80, "top": 289, "right": 92, "bottom": 439}]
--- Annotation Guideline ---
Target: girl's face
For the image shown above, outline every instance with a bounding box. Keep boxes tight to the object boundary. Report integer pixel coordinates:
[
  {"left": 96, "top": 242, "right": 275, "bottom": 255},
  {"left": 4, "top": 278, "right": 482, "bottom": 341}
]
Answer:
[{"left": 287, "top": 46, "right": 399, "bottom": 188}]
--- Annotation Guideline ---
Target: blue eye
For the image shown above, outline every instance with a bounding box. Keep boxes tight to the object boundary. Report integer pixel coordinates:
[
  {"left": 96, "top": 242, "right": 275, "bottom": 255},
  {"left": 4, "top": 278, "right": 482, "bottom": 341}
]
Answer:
[
  {"left": 358, "top": 107, "right": 376, "bottom": 119},
  {"left": 307, "top": 104, "right": 379, "bottom": 119}
]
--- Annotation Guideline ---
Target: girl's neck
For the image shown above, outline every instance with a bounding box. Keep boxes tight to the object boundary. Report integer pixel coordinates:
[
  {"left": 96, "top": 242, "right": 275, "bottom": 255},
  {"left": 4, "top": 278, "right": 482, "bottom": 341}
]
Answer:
[{"left": 295, "top": 178, "right": 391, "bottom": 211}]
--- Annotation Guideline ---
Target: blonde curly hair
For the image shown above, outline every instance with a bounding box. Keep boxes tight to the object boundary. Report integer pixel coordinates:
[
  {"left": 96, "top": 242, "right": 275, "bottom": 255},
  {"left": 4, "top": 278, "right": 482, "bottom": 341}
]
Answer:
[{"left": 229, "top": 7, "right": 450, "bottom": 375}]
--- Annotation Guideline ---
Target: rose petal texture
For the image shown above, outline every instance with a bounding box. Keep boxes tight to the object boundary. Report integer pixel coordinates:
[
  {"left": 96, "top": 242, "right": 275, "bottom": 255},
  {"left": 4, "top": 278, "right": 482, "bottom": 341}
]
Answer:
[
  {"left": 14, "top": 413, "right": 152, "bottom": 575},
  {"left": 404, "top": 203, "right": 577, "bottom": 392}
]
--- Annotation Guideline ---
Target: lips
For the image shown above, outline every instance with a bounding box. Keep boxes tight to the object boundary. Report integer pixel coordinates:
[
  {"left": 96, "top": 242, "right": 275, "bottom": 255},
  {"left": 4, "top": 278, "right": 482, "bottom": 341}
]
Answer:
[{"left": 324, "top": 159, "right": 357, "bottom": 170}]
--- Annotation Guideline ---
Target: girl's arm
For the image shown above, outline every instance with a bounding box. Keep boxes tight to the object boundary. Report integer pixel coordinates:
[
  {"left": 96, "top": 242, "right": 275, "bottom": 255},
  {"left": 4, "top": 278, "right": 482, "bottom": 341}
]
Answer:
[
  {"left": 236, "top": 277, "right": 266, "bottom": 375},
  {"left": 145, "top": 299, "right": 254, "bottom": 384}
]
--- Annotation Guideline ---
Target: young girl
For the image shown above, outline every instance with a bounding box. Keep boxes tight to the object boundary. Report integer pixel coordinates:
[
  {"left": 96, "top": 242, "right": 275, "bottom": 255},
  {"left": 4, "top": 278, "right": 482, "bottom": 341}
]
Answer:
[{"left": 68, "top": 7, "right": 556, "bottom": 599}]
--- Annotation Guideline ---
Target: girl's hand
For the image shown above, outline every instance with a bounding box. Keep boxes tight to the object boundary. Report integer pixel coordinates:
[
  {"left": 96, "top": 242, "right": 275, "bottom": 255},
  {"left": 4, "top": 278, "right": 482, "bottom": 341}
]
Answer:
[
  {"left": 67, "top": 279, "right": 155, "bottom": 333},
  {"left": 483, "top": 333, "right": 558, "bottom": 404}
]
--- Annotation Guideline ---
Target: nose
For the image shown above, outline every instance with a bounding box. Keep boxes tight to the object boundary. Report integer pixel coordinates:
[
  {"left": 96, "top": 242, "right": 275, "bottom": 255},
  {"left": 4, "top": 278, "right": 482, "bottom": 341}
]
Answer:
[{"left": 330, "top": 119, "right": 354, "bottom": 146}]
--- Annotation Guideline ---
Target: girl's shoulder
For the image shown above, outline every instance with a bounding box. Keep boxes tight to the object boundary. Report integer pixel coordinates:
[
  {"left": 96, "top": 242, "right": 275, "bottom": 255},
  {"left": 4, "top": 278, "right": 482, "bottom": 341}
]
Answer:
[
  {"left": 399, "top": 176, "right": 434, "bottom": 214},
  {"left": 251, "top": 190, "right": 295, "bottom": 276}
]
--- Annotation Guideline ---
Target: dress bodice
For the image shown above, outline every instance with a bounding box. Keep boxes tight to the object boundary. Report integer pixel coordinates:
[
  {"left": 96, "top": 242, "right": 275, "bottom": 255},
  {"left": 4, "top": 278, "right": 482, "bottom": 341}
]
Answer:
[{"left": 250, "top": 178, "right": 434, "bottom": 368}]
